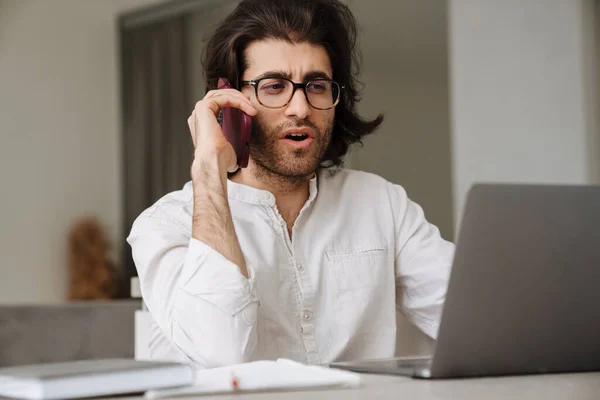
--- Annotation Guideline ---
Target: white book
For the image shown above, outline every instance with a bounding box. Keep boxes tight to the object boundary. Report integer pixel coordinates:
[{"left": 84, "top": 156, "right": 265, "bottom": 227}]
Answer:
[{"left": 0, "top": 359, "right": 193, "bottom": 400}]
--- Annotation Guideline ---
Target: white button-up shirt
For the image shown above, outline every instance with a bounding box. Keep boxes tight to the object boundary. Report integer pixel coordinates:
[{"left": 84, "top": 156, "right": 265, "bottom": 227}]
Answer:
[{"left": 127, "top": 168, "right": 454, "bottom": 368}]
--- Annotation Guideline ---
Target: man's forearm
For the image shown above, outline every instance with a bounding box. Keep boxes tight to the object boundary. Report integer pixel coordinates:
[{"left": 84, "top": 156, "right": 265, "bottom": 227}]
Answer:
[{"left": 191, "top": 162, "right": 248, "bottom": 278}]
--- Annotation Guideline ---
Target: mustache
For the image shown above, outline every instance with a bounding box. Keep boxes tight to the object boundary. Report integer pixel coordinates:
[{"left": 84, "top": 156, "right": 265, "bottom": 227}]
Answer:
[{"left": 275, "top": 118, "right": 320, "bottom": 133}]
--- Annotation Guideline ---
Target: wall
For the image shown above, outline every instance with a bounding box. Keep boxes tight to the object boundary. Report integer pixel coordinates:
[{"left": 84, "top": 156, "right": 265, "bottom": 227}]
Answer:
[
  {"left": 347, "top": 0, "right": 454, "bottom": 241},
  {"left": 355, "top": 71, "right": 454, "bottom": 241},
  {"left": 589, "top": 0, "right": 600, "bottom": 184},
  {"left": 448, "top": 0, "right": 600, "bottom": 229},
  {"left": 187, "top": 1, "right": 238, "bottom": 104},
  {"left": 0, "top": 0, "right": 164, "bottom": 304}
]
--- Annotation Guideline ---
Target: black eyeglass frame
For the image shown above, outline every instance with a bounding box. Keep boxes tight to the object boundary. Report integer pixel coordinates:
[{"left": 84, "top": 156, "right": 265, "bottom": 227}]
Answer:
[{"left": 240, "top": 77, "right": 345, "bottom": 110}]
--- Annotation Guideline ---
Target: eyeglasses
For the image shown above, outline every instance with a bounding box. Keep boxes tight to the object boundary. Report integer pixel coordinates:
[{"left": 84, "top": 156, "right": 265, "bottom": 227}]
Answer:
[{"left": 241, "top": 77, "right": 344, "bottom": 110}]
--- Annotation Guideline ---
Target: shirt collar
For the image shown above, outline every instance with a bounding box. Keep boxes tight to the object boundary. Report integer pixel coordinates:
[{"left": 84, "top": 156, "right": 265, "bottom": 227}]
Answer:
[{"left": 227, "top": 173, "right": 319, "bottom": 207}]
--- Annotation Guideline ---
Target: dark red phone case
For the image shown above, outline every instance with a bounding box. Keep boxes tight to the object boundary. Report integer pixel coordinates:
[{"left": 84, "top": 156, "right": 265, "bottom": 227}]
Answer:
[{"left": 218, "top": 78, "right": 252, "bottom": 168}]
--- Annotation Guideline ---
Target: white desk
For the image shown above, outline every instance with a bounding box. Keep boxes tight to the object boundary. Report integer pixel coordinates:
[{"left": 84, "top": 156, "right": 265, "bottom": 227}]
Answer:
[
  {"left": 112, "top": 372, "right": 600, "bottom": 400},
  {"left": 1, "top": 371, "right": 597, "bottom": 400}
]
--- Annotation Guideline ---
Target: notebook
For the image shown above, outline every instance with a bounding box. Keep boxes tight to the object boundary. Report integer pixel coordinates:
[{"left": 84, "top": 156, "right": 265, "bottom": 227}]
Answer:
[
  {"left": 145, "top": 359, "right": 362, "bottom": 398},
  {"left": 0, "top": 359, "right": 193, "bottom": 400}
]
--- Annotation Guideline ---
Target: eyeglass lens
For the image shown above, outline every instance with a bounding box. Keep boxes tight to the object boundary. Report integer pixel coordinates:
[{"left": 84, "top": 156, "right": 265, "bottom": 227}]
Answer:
[{"left": 256, "top": 78, "right": 340, "bottom": 109}]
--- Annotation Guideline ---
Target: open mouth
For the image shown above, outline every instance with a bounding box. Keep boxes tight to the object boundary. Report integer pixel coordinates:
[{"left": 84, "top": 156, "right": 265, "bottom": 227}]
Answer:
[{"left": 285, "top": 133, "right": 309, "bottom": 142}]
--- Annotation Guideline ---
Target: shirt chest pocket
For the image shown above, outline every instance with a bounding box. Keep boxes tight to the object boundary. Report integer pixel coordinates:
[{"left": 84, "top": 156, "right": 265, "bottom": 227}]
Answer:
[{"left": 325, "top": 246, "right": 390, "bottom": 293}]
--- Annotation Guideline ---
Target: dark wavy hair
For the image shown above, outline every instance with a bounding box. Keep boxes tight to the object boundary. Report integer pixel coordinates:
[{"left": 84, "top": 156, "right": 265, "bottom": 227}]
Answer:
[{"left": 202, "top": 0, "right": 384, "bottom": 167}]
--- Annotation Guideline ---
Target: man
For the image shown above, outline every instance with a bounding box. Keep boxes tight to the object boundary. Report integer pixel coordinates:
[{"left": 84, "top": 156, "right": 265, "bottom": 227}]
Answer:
[{"left": 128, "top": 0, "right": 454, "bottom": 368}]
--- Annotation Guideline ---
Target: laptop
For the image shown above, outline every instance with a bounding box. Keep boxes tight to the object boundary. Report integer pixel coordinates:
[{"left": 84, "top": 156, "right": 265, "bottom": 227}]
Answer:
[{"left": 329, "top": 183, "right": 600, "bottom": 379}]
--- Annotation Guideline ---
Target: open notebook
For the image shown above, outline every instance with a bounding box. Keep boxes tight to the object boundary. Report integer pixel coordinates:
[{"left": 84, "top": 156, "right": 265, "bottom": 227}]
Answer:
[{"left": 145, "top": 359, "right": 362, "bottom": 398}]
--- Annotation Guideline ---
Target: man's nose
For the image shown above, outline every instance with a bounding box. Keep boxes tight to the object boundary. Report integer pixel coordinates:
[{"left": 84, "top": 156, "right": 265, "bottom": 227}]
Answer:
[{"left": 284, "top": 88, "right": 312, "bottom": 119}]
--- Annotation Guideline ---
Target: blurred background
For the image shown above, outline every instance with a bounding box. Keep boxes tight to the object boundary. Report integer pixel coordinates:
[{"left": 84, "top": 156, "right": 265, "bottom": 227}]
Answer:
[{"left": 0, "top": 0, "right": 598, "bottom": 306}]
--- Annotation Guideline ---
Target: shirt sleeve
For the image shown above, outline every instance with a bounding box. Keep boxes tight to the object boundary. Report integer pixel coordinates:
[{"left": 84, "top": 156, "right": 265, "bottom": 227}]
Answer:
[
  {"left": 126, "top": 205, "right": 259, "bottom": 368},
  {"left": 390, "top": 183, "right": 454, "bottom": 339}
]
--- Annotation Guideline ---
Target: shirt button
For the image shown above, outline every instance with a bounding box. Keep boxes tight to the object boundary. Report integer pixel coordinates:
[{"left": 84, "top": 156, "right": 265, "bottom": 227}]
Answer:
[
  {"left": 303, "top": 312, "right": 311, "bottom": 321},
  {"left": 261, "top": 192, "right": 271, "bottom": 202},
  {"left": 297, "top": 264, "right": 304, "bottom": 271}
]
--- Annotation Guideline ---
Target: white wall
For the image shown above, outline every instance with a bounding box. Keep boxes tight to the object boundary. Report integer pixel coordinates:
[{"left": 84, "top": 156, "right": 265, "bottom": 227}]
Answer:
[
  {"left": 0, "top": 0, "right": 164, "bottom": 304},
  {"left": 448, "top": 0, "right": 600, "bottom": 229}
]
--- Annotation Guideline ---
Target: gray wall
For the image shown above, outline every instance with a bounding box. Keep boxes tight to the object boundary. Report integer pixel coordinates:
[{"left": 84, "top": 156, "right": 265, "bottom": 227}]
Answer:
[
  {"left": 187, "top": 1, "right": 238, "bottom": 103},
  {"left": 0, "top": 0, "right": 166, "bottom": 303},
  {"left": 448, "top": 0, "right": 600, "bottom": 229},
  {"left": 591, "top": 0, "right": 600, "bottom": 184},
  {"left": 346, "top": 0, "right": 454, "bottom": 241}
]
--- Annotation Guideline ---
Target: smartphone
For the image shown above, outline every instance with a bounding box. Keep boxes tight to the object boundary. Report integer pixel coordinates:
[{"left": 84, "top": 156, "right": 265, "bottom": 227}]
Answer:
[{"left": 217, "top": 77, "right": 252, "bottom": 169}]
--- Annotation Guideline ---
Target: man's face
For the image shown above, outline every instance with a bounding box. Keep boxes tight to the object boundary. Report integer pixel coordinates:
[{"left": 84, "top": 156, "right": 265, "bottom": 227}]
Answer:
[{"left": 241, "top": 40, "right": 335, "bottom": 178}]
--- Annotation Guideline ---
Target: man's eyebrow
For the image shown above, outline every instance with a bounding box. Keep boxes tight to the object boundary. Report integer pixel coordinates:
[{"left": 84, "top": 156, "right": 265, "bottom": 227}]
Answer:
[
  {"left": 252, "top": 70, "right": 292, "bottom": 81},
  {"left": 304, "top": 70, "right": 332, "bottom": 81},
  {"left": 250, "top": 70, "right": 332, "bottom": 81}
]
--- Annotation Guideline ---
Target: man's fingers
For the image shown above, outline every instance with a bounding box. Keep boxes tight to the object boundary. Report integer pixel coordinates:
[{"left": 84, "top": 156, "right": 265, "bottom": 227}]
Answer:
[
  {"left": 188, "top": 89, "right": 257, "bottom": 149},
  {"left": 202, "top": 89, "right": 257, "bottom": 116}
]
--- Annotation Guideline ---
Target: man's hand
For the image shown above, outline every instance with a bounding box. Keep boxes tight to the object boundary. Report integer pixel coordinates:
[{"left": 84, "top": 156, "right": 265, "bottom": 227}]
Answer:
[
  {"left": 186, "top": 88, "right": 256, "bottom": 278},
  {"left": 187, "top": 89, "right": 257, "bottom": 180}
]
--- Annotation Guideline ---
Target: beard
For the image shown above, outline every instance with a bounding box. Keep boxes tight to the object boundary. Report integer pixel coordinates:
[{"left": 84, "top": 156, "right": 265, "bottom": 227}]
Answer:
[{"left": 249, "top": 115, "right": 333, "bottom": 179}]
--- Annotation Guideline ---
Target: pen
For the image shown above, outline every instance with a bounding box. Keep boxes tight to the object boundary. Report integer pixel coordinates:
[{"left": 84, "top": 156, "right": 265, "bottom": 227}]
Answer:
[{"left": 231, "top": 371, "right": 239, "bottom": 391}]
